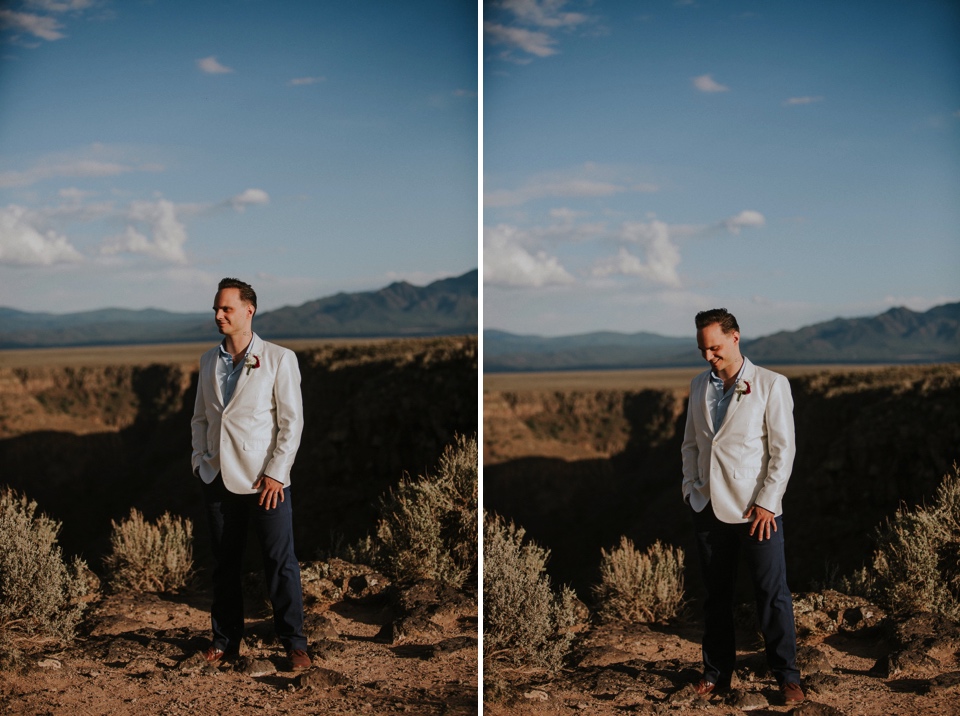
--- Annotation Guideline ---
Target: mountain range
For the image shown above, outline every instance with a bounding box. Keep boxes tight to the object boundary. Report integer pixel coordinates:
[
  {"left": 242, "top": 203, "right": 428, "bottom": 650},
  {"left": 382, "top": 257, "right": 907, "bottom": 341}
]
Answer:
[
  {"left": 485, "top": 302, "right": 960, "bottom": 372},
  {"left": 0, "top": 270, "right": 478, "bottom": 349}
]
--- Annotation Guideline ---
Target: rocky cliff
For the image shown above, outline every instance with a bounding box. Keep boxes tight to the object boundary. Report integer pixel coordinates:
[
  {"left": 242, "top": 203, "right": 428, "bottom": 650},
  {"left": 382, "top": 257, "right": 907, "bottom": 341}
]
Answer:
[
  {"left": 483, "top": 364, "right": 960, "bottom": 597},
  {"left": 0, "top": 336, "right": 478, "bottom": 570}
]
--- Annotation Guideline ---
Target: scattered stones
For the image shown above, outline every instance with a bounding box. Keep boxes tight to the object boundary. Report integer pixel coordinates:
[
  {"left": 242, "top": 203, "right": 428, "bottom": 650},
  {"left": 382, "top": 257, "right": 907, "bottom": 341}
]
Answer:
[
  {"left": 924, "top": 671, "right": 960, "bottom": 695},
  {"left": 523, "top": 689, "right": 549, "bottom": 701},
  {"left": 312, "top": 638, "right": 348, "bottom": 660},
  {"left": 296, "top": 666, "right": 348, "bottom": 689},
  {"left": 790, "top": 701, "right": 845, "bottom": 716},
  {"left": 796, "top": 646, "right": 833, "bottom": 675},
  {"left": 593, "top": 669, "right": 637, "bottom": 696},
  {"left": 304, "top": 614, "right": 339, "bottom": 641},
  {"left": 666, "top": 683, "right": 710, "bottom": 709},
  {"left": 575, "top": 645, "right": 633, "bottom": 668},
  {"left": 839, "top": 604, "right": 885, "bottom": 635},
  {"left": 804, "top": 673, "right": 842, "bottom": 695},
  {"left": 236, "top": 656, "right": 276, "bottom": 677},
  {"left": 872, "top": 648, "right": 941, "bottom": 678},
  {"left": 430, "top": 636, "right": 477, "bottom": 657},
  {"left": 725, "top": 688, "right": 768, "bottom": 711},
  {"left": 177, "top": 652, "right": 218, "bottom": 676}
]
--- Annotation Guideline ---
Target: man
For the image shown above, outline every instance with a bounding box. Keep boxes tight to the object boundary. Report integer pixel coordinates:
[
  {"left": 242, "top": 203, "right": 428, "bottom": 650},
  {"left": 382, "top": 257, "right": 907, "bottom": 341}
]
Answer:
[
  {"left": 680, "top": 308, "right": 803, "bottom": 704},
  {"left": 190, "top": 277, "right": 311, "bottom": 671}
]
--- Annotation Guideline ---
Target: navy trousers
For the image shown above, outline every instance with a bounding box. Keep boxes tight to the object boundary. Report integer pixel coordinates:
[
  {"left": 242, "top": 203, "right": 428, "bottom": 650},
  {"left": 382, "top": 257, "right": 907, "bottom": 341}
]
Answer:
[
  {"left": 691, "top": 505, "right": 799, "bottom": 686},
  {"left": 202, "top": 474, "right": 307, "bottom": 652}
]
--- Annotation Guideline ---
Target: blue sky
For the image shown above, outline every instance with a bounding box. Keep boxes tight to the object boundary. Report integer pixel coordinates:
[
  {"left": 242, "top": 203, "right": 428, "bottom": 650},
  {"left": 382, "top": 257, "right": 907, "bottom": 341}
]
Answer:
[
  {"left": 483, "top": 0, "right": 960, "bottom": 338},
  {"left": 0, "top": 0, "right": 477, "bottom": 314}
]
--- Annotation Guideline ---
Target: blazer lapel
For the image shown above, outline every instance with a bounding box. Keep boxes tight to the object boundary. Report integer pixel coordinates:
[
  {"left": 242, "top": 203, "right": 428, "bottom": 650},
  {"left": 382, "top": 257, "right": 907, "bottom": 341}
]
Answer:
[
  {"left": 226, "top": 333, "right": 260, "bottom": 408},
  {"left": 208, "top": 345, "right": 225, "bottom": 407},
  {"left": 698, "top": 370, "right": 715, "bottom": 436},
  {"left": 715, "top": 357, "right": 754, "bottom": 438}
]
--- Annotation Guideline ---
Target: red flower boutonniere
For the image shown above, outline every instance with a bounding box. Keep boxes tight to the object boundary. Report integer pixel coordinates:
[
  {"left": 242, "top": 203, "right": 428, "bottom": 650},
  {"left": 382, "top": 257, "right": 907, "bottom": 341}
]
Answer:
[
  {"left": 735, "top": 379, "right": 751, "bottom": 402},
  {"left": 244, "top": 354, "right": 261, "bottom": 375}
]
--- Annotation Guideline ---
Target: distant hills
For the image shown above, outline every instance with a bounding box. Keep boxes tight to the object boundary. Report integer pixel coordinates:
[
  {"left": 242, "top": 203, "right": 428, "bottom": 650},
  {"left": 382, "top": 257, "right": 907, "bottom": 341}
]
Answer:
[
  {"left": 485, "top": 302, "right": 960, "bottom": 372},
  {"left": 0, "top": 270, "right": 478, "bottom": 349}
]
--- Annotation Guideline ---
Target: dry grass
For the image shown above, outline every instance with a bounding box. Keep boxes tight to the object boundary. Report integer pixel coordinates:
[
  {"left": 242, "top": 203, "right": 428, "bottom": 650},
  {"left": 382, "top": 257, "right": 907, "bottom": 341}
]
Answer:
[
  {"left": 0, "top": 489, "right": 90, "bottom": 664},
  {"left": 593, "top": 537, "right": 685, "bottom": 623},
  {"left": 483, "top": 511, "right": 579, "bottom": 680},
  {"left": 103, "top": 509, "right": 195, "bottom": 593}
]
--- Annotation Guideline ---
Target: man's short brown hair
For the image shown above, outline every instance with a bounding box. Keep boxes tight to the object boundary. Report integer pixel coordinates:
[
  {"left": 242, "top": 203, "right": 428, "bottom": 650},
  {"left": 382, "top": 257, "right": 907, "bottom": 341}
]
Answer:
[
  {"left": 695, "top": 308, "right": 739, "bottom": 334},
  {"left": 218, "top": 278, "right": 257, "bottom": 311}
]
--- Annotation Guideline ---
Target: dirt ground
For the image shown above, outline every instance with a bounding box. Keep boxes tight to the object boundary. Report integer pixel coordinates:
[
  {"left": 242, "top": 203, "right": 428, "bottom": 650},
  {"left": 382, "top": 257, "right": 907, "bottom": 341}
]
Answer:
[
  {"left": 484, "top": 594, "right": 960, "bottom": 716},
  {"left": 0, "top": 563, "right": 478, "bottom": 715}
]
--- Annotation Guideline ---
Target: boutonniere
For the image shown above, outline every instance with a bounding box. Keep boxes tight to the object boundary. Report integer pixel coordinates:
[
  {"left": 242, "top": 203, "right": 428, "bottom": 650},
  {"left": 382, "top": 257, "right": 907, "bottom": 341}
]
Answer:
[
  {"left": 244, "top": 353, "right": 261, "bottom": 375},
  {"left": 735, "top": 379, "right": 751, "bottom": 402}
]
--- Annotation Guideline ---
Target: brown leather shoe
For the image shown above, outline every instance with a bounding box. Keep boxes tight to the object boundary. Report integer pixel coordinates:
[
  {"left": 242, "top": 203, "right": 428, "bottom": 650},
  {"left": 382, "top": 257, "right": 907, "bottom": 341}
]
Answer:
[
  {"left": 288, "top": 648, "right": 312, "bottom": 671},
  {"left": 203, "top": 646, "right": 226, "bottom": 663},
  {"left": 694, "top": 679, "right": 718, "bottom": 696},
  {"left": 781, "top": 682, "right": 805, "bottom": 704}
]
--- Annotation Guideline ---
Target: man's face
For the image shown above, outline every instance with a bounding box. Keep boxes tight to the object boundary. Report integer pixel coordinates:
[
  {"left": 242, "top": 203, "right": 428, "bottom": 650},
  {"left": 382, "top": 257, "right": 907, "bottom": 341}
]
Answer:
[
  {"left": 213, "top": 288, "right": 254, "bottom": 338},
  {"left": 696, "top": 322, "right": 740, "bottom": 374}
]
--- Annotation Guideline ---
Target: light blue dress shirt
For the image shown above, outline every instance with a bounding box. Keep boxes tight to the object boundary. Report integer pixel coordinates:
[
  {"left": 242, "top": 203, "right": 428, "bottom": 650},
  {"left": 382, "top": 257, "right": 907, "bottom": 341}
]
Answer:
[
  {"left": 706, "top": 358, "right": 747, "bottom": 432},
  {"left": 217, "top": 342, "right": 252, "bottom": 406}
]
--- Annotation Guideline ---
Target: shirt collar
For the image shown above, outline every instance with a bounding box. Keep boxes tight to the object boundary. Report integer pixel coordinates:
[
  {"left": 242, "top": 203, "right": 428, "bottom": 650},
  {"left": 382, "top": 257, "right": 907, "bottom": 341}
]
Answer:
[
  {"left": 709, "top": 357, "right": 747, "bottom": 388},
  {"left": 218, "top": 339, "right": 253, "bottom": 362}
]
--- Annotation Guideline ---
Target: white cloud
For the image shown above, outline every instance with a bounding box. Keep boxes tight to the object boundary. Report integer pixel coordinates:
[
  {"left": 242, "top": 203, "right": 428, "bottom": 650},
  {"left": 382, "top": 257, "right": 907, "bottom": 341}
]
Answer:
[
  {"left": 783, "top": 96, "right": 824, "bottom": 106},
  {"left": 0, "top": 204, "right": 83, "bottom": 266},
  {"left": 0, "top": 156, "right": 163, "bottom": 189},
  {"left": 591, "top": 220, "right": 682, "bottom": 286},
  {"left": 101, "top": 199, "right": 188, "bottom": 264},
  {"left": 26, "top": 0, "right": 94, "bottom": 11},
  {"left": 500, "top": 0, "right": 589, "bottom": 29},
  {"left": 230, "top": 188, "right": 270, "bottom": 212},
  {"left": 693, "top": 74, "right": 729, "bottom": 93},
  {"left": 0, "top": 9, "right": 65, "bottom": 40},
  {"left": 288, "top": 76, "right": 325, "bottom": 86},
  {"left": 485, "top": 165, "right": 660, "bottom": 208},
  {"left": 197, "top": 56, "right": 234, "bottom": 74},
  {"left": 485, "top": 1, "right": 598, "bottom": 63},
  {"left": 484, "top": 21, "right": 557, "bottom": 58},
  {"left": 721, "top": 210, "right": 765, "bottom": 234},
  {"left": 58, "top": 187, "right": 97, "bottom": 201},
  {"left": 484, "top": 224, "right": 575, "bottom": 287}
]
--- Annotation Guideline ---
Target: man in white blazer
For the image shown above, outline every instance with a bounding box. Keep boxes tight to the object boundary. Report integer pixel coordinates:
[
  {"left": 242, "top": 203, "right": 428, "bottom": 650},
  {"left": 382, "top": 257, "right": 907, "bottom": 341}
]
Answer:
[
  {"left": 681, "top": 308, "right": 803, "bottom": 704},
  {"left": 190, "top": 277, "right": 311, "bottom": 671}
]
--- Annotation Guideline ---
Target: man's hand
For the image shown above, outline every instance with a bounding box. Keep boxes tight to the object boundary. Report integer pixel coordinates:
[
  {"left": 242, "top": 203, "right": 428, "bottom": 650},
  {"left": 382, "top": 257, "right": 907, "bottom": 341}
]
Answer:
[
  {"left": 745, "top": 504, "right": 777, "bottom": 541},
  {"left": 254, "top": 475, "right": 284, "bottom": 510}
]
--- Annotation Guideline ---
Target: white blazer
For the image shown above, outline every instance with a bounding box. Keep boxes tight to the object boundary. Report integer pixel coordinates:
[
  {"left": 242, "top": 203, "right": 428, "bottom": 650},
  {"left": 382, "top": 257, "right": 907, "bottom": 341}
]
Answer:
[
  {"left": 681, "top": 357, "right": 796, "bottom": 524},
  {"left": 191, "top": 333, "right": 304, "bottom": 494}
]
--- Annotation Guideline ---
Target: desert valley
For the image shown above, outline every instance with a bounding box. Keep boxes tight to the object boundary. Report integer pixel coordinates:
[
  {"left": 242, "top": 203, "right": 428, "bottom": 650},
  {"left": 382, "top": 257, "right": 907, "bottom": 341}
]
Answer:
[
  {"left": 483, "top": 362, "right": 960, "bottom": 715},
  {"left": 0, "top": 336, "right": 478, "bottom": 715}
]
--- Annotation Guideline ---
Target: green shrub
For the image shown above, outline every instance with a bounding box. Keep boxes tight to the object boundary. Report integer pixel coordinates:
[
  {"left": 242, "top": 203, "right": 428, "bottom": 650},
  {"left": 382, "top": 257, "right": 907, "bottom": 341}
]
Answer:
[
  {"left": 842, "top": 464, "right": 960, "bottom": 618},
  {"left": 0, "top": 489, "right": 89, "bottom": 661},
  {"left": 103, "top": 509, "right": 194, "bottom": 592},
  {"left": 483, "top": 511, "right": 578, "bottom": 676},
  {"left": 593, "top": 536, "right": 685, "bottom": 623},
  {"left": 372, "top": 433, "right": 478, "bottom": 588}
]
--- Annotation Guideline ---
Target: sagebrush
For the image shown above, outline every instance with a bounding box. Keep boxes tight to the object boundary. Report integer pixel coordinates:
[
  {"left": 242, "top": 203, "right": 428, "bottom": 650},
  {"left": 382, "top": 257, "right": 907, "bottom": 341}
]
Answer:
[
  {"left": 104, "top": 509, "right": 194, "bottom": 592},
  {"left": 842, "top": 464, "right": 960, "bottom": 619},
  {"left": 368, "top": 433, "right": 478, "bottom": 588},
  {"left": 0, "top": 488, "right": 89, "bottom": 662},
  {"left": 483, "top": 511, "right": 579, "bottom": 677},
  {"left": 593, "top": 536, "right": 685, "bottom": 623}
]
